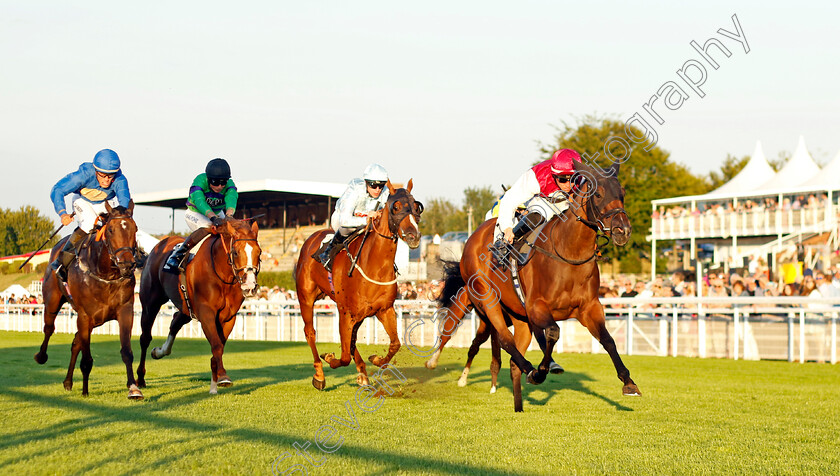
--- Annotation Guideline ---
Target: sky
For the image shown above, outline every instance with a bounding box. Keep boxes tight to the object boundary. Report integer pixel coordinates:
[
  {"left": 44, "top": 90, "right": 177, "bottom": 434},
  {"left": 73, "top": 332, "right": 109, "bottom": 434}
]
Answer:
[{"left": 2, "top": 1, "right": 838, "bottom": 234}]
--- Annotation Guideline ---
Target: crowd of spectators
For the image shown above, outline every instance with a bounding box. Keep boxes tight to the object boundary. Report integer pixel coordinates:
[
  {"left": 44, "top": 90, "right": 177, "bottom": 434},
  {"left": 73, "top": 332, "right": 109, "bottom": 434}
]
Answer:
[{"left": 655, "top": 193, "right": 830, "bottom": 219}]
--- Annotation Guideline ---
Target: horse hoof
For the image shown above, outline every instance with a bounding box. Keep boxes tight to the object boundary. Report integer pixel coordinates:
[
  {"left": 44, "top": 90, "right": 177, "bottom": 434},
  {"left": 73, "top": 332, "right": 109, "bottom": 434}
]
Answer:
[
  {"left": 319, "top": 353, "right": 334, "bottom": 363},
  {"left": 489, "top": 385, "right": 497, "bottom": 394},
  {"left": 549, "top": 362, "right": 564, "bottom": 374},
  {"left": 34, "top": 353, "right": 48, "bottom": 365},
  {"left": 368, "top": 355, "right": 383, "bottom": 367},
  {"left": 526, "top": 370, "right": 545, "bottom": 385},
  {"left": 457, "top": 376, "right": 468, "bottom": 388},
  {"left": 151, "top": 347, "right": 165, "bottom": 360},
  {"left": 312, "top": 377, "right": 326, "bottom": 391},
  {"left": 63, "top": 380, "right": 73, "bottom": 391},
  {"left": 424, "top": 360, "right": 437, "bottom": 370},
  {"left": 218, "top": 376, "right": 233, "bottom": 388},
  {"left": 356, "top": 374, "right": 369, "bottom": 386},
  {"left": 137, "top": 379, "right": 146, "bottom": 389},
  {"left": 128, "top": 385, "right": 144, "bottom": 400},
  {"left": 623, "top": 384, "right": 642, "bottom": 397}
]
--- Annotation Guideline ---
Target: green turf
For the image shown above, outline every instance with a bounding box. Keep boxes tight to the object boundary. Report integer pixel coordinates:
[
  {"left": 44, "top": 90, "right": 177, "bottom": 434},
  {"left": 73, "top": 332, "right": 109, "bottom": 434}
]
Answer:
[{"left": 0, "top": 330, "right": 838, "bottom": 475}]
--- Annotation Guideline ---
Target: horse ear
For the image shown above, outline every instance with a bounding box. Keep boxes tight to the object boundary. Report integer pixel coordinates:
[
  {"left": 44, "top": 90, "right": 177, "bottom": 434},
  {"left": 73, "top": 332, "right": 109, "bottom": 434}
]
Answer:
[
  {"left": 105, "top": 201, "right": 113, "bottom": 214},
  {"left": 127, "top": 200, "right": 135, "bottom": 216},
  {"left": 251, "top": 220, "right": 259, "bottom": 234},
  {"left": 406, "top": 178, "right": 413, "bottom": 193},
  {"left": 386, "top": 179, "right": 396, "bottom": 194},
  {"left": 610, "top": 161, "right": 621, "bottom": 177}
]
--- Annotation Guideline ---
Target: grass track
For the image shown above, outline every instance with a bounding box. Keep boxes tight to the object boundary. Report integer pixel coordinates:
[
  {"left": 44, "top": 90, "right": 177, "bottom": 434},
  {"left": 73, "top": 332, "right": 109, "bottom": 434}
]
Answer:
[{"left": 1, "top": 330, "right": 838, "bottom": 475}]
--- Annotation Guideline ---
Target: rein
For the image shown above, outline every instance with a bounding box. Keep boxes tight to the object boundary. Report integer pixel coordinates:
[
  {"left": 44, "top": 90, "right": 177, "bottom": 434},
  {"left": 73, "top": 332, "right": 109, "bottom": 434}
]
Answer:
[
  {"left": 85, "top": 215, "right": 138, "bottom": 283},
  {"left": 211, "top": 234, "right": 260, "bottom": 286}
]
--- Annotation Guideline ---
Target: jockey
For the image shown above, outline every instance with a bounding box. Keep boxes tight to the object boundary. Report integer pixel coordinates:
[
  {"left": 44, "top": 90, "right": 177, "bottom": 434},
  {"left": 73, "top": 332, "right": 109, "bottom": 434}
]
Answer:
[
  {"left": 315, "top": 163, "right": 390, "bottom": 272},
  {"left": 489, "top": 148, "right": 582, "bottom": 264},
  {"left": 49, "top": 149, "right": 134, "bottom": 281},
  {"left": 164, "top": 158, "right": 238, "bottom": 272}
]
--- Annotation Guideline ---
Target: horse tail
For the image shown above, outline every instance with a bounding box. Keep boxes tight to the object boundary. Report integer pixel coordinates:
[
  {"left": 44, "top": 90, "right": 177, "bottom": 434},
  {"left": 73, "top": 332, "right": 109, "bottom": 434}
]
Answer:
[{"left": 437, "top": 260, "right": 465, "bottom": 307}]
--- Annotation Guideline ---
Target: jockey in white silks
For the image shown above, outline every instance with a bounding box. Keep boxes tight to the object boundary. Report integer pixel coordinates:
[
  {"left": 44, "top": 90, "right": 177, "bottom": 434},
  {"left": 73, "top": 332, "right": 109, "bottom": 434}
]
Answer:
[{"left": 316, "top": 163, "right": 391, "bottom": 272}]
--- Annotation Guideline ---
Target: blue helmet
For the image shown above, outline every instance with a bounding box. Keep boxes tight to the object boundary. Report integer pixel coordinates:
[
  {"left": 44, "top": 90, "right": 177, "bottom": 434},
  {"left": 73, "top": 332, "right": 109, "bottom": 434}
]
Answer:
[{"left": 93, "top": 149, "right": 121, "bottom": 174}]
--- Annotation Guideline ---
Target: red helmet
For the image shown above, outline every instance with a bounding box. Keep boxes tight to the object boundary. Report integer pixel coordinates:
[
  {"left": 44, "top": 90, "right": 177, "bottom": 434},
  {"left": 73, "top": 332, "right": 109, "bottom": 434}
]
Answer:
[{"left": 549, "top": 149, "right": 582, "bottom": 175}]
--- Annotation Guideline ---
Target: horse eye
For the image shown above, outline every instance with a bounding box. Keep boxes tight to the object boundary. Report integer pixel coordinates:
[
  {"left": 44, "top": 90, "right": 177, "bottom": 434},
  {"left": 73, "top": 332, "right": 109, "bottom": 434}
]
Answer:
[{"left": 414, "top": 201, "right": 424, "bottom": 214}]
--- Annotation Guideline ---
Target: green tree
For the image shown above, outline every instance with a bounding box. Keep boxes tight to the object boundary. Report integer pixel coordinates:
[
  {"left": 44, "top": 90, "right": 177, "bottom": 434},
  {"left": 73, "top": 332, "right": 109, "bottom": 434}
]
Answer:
[
  {"left": 420, "top": 186, "right": 497, "bottom": 236},
  {"left": 461, "top": 186, "right": 496, "bottom": 232},
  {"left": 0, "top": 206, "right": 57, "bottom": 257},
  {"left": 539, "top": 114, "right": 709, "bottom": 273},
  {"left": 708, "top": 154, "right": 749, "bottom": 190}
]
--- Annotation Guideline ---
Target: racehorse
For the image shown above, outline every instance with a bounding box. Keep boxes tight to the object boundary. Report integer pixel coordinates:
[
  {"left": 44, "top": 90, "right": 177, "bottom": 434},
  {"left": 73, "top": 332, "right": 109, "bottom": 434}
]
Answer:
[
  {"left": 295, "top": 180, "right": 422, "bottom": 390},
  {"left": 136, "top": 218, "right": 261, "bottom": 394},
  {"left": 35, "top": 202, "right": 143, "bottom": 399},
  {"left": 435, "top": 160, "right": 640, "bottom": 411}
]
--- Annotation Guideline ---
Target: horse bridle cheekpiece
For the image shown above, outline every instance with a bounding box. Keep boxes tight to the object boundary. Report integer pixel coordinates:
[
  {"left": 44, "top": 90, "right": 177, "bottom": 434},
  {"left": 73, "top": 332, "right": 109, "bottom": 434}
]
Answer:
[
  {"left": 220, "top": 235, "right": 260, "bottom": 285},
  {"left": 387, "top": 190, "right": 423, "bottom": 239},
  {"left": 96, "top": 211, "right": 138, "bottom": 275}
]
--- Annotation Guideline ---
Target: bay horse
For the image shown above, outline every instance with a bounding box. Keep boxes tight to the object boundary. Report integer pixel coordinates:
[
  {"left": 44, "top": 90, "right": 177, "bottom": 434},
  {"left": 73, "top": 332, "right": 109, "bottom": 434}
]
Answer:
[
  {"left": 435, "top": 160, "right": 640, "bottom": 411},
  {"left": 136, "top": 218, "right": 261, "bottom": 394},
  {"left": 295, "top": 180, "right": 422, "bottom": 390},
  {"left": 35, "top": 201, "right": 143, "bottom": 399}
]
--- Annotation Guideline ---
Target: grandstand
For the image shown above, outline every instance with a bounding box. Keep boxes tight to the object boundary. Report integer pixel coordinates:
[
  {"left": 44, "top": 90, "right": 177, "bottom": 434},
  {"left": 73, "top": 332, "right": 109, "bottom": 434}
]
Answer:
[{"left": 649, "top": 136, "right": 840, "bottom": 277}]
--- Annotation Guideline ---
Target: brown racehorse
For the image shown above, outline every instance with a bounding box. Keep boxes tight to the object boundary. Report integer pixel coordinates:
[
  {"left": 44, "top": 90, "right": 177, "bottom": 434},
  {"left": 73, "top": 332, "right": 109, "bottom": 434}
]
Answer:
[
  {"left": 136, "top": 218, "right": 261, "bottom": 394},
  {"left": 434, "top": 160, "right": 640, "bottom": 411},
  {"left": 35, "top": 202, "right": 143, "bottom": 399},
  {"left": 295, "top": 180, "right": 422, "bottom": 390}
]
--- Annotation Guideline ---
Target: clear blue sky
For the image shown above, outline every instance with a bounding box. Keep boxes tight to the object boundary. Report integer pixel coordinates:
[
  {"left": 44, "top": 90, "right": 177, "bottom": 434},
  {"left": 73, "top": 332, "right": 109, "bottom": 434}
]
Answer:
[{"left": 2, "top": 1, "right": 838, "bottom": 233}]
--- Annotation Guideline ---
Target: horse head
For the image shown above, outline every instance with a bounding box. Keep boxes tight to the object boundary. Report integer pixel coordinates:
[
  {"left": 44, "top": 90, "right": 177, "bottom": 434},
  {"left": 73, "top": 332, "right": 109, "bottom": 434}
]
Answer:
[
  {"left": 102, "top": 201, "right": 139, "bottom": 278},
  {"left": 383, "top": 179, "right": 423, "bottom": 248},
  {"left": 214, "top": 218, "right": 262, "bottom": 298},
  {"left": 571, "top": 160, "right": 632, "bottom": 246}
]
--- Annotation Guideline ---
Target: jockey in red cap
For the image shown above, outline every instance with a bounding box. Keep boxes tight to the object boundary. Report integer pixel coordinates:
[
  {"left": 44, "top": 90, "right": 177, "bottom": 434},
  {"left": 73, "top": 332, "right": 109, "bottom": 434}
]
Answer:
[{"left": 490, "top": 148, "right": 582, "bottom": 267}]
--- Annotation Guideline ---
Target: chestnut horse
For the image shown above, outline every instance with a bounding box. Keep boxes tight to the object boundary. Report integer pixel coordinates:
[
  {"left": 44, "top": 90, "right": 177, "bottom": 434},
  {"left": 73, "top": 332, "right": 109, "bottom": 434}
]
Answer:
[
  {"left": 435, "top": 160, "right": 640, "bottom": 411},
  {"left": 136, "top": 218, "right": 261, "bottom": 394},
  {"left": 35, "top": 202, "right": 143, "bottom": 399},
  {"left": 295, "top": 180, "right": 422, "bottom": 390}
]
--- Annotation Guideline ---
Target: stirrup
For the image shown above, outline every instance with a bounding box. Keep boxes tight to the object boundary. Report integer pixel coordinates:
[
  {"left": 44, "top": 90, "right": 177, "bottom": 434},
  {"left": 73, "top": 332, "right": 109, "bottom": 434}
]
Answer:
[
  {"left": 489, "top": 239, "right": 510, "bottom": 269},
  {"left": 163, "top": 244, "right": 184, "bottom": 274}
]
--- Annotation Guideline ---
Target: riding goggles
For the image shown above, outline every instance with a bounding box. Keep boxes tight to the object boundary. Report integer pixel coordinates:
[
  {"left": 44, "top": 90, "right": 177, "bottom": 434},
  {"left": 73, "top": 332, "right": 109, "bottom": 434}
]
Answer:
[
  {"left": 366, "top": 180, "right": 386, "bottom": 189},
  {"left": 209, "top": 177, "right": 228, "bottom": 187}
]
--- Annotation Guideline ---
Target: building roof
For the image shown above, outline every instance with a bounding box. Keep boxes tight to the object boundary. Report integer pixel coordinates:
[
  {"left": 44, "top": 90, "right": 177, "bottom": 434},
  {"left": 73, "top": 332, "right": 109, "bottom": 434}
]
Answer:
[
  {"left": 753, "top": 135, "right": 820, "bottom": 191},
  {"left": 132, "top": 178, "right": 347, "bottom": 209},
  {"left": 710, "top": 141, "right": 776, "bottom": 195}
]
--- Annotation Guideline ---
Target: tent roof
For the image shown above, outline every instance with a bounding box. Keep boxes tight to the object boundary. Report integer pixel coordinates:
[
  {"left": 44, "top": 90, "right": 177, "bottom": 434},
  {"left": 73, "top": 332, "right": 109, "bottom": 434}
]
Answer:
[
  {"left": 798, "top": 149, "right": 840, "bottom": 189},
  {"left": 753, "top": 135, "right": 820, "bottom": 191},
  {"left": 133, "top": 179, "right": 347, "bottom": 210},
  {"left": 1, "top": 284, "right": 30, "bottom": 297},
  {"left": 710, "top": 141, "right": 776, "bottom": 195}
]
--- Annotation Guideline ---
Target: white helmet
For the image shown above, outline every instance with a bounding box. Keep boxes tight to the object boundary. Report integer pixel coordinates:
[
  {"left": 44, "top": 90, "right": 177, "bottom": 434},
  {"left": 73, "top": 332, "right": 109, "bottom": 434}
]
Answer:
[{"left": 363, "top": 163, "right": 388, "bottom": 182}]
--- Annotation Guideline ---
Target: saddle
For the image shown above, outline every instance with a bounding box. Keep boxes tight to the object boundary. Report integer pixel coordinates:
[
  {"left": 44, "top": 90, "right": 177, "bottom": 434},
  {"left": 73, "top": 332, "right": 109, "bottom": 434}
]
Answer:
[{"left": 491, "top": 218, "right": 549, "bottom": 306}]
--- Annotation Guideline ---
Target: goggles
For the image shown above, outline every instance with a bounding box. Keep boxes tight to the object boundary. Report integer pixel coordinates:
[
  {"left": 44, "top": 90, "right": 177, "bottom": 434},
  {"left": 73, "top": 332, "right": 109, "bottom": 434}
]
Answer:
[
  {"left": 366, "top": 180, "right": 386, "bottom": 190},
  {"left": 209, "top": 177, "right": 228, "bottom": 187}
]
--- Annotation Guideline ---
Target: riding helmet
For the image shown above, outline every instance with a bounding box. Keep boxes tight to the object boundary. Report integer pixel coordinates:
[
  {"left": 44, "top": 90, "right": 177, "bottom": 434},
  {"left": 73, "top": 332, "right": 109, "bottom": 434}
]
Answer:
[
  {"left": 93, "top": 149, "right": 121, "bottom": 174},
  {"left": 549, "top": 149, "right": 582, "bottom": 175},
  {"left": 206, "top": 158, "right": 231, "bottom": 180},
  {"left": 363, "top": 163, "right": 388, "bottom": 182}
]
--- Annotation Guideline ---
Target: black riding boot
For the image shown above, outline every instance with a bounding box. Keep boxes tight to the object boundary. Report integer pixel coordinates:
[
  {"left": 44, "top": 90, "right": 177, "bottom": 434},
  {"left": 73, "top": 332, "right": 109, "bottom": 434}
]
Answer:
[
  {"left": 50, "top": 228, "right": 88, "bottom": 282},
  {"left": 490, "top": 212, "right": 545, "bottom": 269},
  {"left": 315, "top": 232, "right": 346, "bottom": 273},
  {"left": 164, "top": 228, "right": 211, "bottom": 273}
]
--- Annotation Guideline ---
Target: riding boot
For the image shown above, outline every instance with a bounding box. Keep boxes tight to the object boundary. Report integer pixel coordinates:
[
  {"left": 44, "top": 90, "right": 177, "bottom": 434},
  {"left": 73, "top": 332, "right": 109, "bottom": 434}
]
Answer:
[
  {"left": 50, "top": 228, "right": 87, "bottom": 282},
  {"left": 490, "top": 212, "right": 545, "bottom": 270},
  {"left": 164, "top": 228, "right": 211, "bottom": 273},
  {"left": 315, "top": 232, "right": 346, "bottom": 273}
]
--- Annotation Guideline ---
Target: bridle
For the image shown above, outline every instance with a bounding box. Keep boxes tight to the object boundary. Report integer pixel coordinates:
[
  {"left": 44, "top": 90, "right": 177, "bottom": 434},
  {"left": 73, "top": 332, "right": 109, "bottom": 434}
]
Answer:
[
  {"left": 213, "top": 233, "right": 261, "bottom": 286},
  {"left": 377, "top": 191, "right": 423, "bottom": 242},
  {"left": 91, "top": 213, "right": 138, "bottom": 280}
]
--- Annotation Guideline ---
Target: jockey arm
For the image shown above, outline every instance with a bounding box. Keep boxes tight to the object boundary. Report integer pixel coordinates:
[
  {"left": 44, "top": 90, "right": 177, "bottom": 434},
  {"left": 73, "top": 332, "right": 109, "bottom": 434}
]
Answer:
[
  {"left": 496, "top": 170, "right": 540, "bottom": 242},
  {"left": 50, "top": 163, "right": 131, "bottom": 218},
  {"left": 223, "top": 179, "right": 238, "bottom": 217},
  {"left": 335, "top": 178, "right": 389, "bottom": 229}
]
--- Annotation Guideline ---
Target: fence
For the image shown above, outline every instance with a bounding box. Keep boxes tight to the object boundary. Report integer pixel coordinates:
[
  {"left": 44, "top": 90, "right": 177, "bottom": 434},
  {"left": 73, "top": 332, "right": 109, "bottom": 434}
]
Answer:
[{"left": 2, "top": 297, "right": 837, "bottom": 364}]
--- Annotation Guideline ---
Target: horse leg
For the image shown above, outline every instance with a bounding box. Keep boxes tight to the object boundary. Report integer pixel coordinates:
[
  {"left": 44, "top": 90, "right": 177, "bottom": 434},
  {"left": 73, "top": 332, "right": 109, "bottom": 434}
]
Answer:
[
  {"left": 534, "top": 329, "right": 564, "bottom": 374},
  {"left": 137, "top": 285, "right": 168, "bottom": 387},
  {"left": 77, "top": 323, "right": 94, "bottom": 397},
  {"left": 151, "top": 311, "right": 190, "bottom": 359},
  {"left": 34, "top": 278, "right": 65, "bottom": 364},
  {"left": 525, "top": 321, "right": 561, "bottom": 385},
  {"left": 509, "top": 319, "right": 533, "bottom": 412},
  {"left": 322, "top": 311, "right": 355, "bottom": 369},
  {"left": 118, "top": 304, "right": 143, "bottom": 400},
  {"left": 63, "top": 333, "right": 82, "bottom": 391},
  {"left": 457, "top": 318, "right": 491, "bottom": 387},
  {"left": 426, "top": 289, "right": 473, "bottom": 369},
  {"left": 300, "top": 296, "right": 325, "bottom": 390},
  {"left": 350, "top": 320, "right": 369, "bottom": 386},
  {"left": 369, "top": 307, "right": 400, "bottom": 367},
  {"left": 580, "top": 302, "right": 641, "bottom": 396},
  {"left": 489, "top": 327, "right": 501, "bottom": 394},
  {"left": 197, "top": 310, "right": 226, "bottom": 395},
  {"left": 215, "top": 318, "right": 236, "bottom": 388}
]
